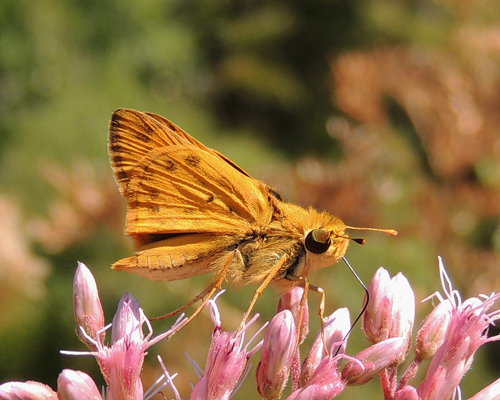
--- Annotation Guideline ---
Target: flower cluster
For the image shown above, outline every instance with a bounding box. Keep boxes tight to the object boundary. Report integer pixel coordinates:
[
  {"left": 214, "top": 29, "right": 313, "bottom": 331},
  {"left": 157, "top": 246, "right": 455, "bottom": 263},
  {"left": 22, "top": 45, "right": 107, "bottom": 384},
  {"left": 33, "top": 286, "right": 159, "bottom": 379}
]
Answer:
[{"left": 1, "top": 257, "right": 499, "bottom": 400}]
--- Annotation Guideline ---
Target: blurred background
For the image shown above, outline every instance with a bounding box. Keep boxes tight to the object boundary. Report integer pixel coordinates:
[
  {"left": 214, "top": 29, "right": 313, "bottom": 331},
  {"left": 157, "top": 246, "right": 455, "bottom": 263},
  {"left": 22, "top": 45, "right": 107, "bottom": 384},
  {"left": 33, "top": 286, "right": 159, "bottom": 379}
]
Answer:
[{"left": 1, "top": 0, "right": 500, "bottom": 398}]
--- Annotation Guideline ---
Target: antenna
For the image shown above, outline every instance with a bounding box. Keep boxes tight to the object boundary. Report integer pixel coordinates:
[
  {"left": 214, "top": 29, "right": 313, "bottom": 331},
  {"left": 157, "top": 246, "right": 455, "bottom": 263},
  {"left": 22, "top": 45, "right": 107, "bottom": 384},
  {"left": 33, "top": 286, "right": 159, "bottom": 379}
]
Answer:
[
  {"left": 345, "top": 226, "right": 397, "bottom": 245},
  {"left": 345, "top": 226, "right": 398, "bottom": 236}
]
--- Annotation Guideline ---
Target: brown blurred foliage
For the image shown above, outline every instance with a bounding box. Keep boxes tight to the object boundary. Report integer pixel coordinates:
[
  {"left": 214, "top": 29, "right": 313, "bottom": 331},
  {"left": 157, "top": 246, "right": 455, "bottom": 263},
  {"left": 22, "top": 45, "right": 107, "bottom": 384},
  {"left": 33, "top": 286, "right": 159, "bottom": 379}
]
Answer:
[
  {"left": 0, "top": 197, "right": 48, "bottom": 303},
  {"left": 28, "top": 161, "right": 123, "bottom": 254},
  {"left": 326, "top": 24, "right": 500, "bottom": 296}
]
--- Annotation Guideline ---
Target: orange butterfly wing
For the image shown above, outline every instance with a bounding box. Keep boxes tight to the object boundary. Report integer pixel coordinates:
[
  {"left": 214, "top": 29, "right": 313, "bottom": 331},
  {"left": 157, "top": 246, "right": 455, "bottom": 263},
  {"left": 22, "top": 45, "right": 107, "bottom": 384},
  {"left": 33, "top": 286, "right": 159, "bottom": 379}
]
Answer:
[
  {"left": 109, "top": 109, "right": 274, "bottom": 282},
  {"left": 109, "top": 108, "right": 251, "bottom": 196},
  {"left": 125, "top": 145, "right": 273, "bottom": 239}
]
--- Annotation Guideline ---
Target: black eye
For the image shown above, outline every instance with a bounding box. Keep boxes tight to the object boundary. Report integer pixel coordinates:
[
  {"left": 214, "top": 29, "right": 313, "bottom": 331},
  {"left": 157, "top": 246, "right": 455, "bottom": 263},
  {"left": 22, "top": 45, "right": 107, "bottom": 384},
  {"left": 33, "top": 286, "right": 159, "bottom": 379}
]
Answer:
[{"left": 305, "top": 229, "right": 331, "bottom": 254}]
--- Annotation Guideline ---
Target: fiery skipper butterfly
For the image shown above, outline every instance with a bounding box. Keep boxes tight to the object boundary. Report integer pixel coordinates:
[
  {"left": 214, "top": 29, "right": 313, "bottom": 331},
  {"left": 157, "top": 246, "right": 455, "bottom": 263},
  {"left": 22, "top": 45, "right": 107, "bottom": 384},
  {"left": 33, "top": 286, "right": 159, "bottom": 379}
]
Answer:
[{"left": 109, "top": 108, "right": 396, "bottom": 326}]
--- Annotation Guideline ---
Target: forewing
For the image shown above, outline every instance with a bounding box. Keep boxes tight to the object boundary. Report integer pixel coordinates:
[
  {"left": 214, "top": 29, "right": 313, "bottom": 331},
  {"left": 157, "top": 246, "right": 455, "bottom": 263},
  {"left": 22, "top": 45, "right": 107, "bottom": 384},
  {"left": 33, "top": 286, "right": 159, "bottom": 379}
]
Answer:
[
  {"left": 125, "top": 145, "right": 273, "bottom": 243},
  {"left": 109, "top": 108, "right": 251, "bottom": 196},
  {"left": 144, "top": 112, "right": 213, "bottom": 152},
  {"left": 146, "top": 111, "right": 252, "bottom": 178}
]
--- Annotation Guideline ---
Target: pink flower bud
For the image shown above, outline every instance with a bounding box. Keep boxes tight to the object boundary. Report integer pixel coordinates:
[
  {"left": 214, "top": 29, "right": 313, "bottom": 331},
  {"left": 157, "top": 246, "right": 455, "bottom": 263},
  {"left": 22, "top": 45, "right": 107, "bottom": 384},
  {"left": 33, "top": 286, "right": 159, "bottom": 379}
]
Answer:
[
  {"left": 301, "top": 308, "right": 350, "bottom": 386},
  {"left": 278, "top": 287, "right": 309, "bottom": 344},
  {"left": 0, "top": 381, "right": 57, "bottom": 400},
  {"left": 57, "top": 370, "right": 102, "bottom": 400},
  {"left": 363, "top": 267, "right": 393, "bottom": 343},
  {"left": 110, "top": 293, "right": 143, "bottom": 345},
  {"left": 389, "top": 273, "right": 415, "bottom": 363},
  {"left": 256, "top": 310, "right": 298, "bottom": 400},
  {"left": 415, "top": 299, "right": 452, "bottom": 361},
  {"left": 98, "top": 294, "right": 144, "bottom": 400},
  {"left": 342, "top": 337, "right": 406, "bottom": 385},
  {"left": 73, "top": 262, "right": 105, "bottom": 349}
]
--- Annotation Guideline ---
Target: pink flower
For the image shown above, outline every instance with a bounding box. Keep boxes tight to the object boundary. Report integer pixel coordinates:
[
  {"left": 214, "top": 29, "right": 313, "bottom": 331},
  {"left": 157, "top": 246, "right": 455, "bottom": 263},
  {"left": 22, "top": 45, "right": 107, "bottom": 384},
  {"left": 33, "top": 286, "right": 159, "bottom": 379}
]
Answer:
[
  {"left": 96, "top": 294, "right": 184, "bottom": 400},
  {"left": 256, "top": 310, "right": 298, "bottom": 400},
  {"left": 97, "top": 294, "right": 145, "bottom": 400},
  {"left": 4, "top": 257, "right": 500, "bottom": 400},
  {"left": 190, "top": 293, "right": 264, "bottom": 400},
  {"left": 1, "top": 262, "right": 186, "bottom": 400},
  {"left": 417, "top": 257, "right": 500, "bottom": 400},
  {"left": 64, "top": 264, "right": 187, "bottom": 400}
]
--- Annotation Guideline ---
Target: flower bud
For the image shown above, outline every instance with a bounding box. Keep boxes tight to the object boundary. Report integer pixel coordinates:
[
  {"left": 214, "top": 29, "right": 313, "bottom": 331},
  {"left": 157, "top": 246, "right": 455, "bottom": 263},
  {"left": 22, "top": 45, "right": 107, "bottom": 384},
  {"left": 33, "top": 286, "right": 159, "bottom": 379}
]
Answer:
[
  {"left": 278, "top": 287, "right": 309, "bottom": 344},
  {"left": 57, "top": 369, "right": 102, "bottom": 400},
  {"left": 97, "top": 294, "right": 145, "bottom": 400},
  {"left": 415, "top": 299, "right": 452, "bottom": 361},
  {"left": 389, "top": 273, "right": 415, "bottom": 363},
  {"left": 342, "top": 337, "right": 406, "bottom": 385},
  {"left": 363, "top": 267, "right": 393, "bottom": 343},
  {"left": 256, "top": 310, "right": 298, "bottom": 400},
  {"left": 0, "top": 381, "right": 57, "bottom": 400},
  {"left": 111, "top": 293, "right": 143, "bottom": 345},
  {"left": 73, "top": 262, "right": 105, "bottom": 349}
]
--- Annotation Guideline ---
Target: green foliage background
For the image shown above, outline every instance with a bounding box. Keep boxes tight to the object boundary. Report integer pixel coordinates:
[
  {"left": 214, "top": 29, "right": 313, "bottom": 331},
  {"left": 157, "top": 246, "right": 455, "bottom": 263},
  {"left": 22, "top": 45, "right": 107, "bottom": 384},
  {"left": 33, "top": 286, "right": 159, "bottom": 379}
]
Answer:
[{"left": 0, "top": 0, "right": 500, "bottom": 398}]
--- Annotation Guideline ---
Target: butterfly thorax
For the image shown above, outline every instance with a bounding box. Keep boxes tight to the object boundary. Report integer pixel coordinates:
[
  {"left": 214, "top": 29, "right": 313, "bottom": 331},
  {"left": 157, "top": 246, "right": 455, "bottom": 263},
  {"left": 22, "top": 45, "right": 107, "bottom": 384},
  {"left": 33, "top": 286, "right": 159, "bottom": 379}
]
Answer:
[{"left": 226, "top": 197, "right": 350, "bottom": 290}]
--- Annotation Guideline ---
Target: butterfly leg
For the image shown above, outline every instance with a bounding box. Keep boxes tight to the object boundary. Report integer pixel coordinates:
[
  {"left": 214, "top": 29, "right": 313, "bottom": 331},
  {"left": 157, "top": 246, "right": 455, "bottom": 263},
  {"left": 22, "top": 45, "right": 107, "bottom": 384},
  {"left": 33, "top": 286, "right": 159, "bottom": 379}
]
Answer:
[
  {"left": 279, "top": 275, "right": 310, "bottom": 342},
  {"left": 307, "top": 283, "right": 329, "bottom": 354},
  {"left": 238, "top": 255, "right": 288, "bottom": 332},
  {"left": 287, "top": 275, "right": 329, "bottom": 353},
  {"left": 151, "top": 250, "right": 236, "bottom": 338},
  {"left": 296, "top": 278, "right": 309, "bottom": 344},
  {"left": 149, "top": 283, "right": 217, "bottom": 322}
]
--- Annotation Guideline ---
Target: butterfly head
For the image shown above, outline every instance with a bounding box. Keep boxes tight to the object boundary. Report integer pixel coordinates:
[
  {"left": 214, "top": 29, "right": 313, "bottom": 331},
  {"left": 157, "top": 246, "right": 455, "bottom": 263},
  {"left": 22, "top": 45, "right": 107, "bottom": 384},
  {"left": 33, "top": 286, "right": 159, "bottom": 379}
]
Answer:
[
  {"left": 299, "top": 213, "right": 397, "bottom": 277},
  {"left": 298, "top": 221, "right": 351, "bottom": 278}
]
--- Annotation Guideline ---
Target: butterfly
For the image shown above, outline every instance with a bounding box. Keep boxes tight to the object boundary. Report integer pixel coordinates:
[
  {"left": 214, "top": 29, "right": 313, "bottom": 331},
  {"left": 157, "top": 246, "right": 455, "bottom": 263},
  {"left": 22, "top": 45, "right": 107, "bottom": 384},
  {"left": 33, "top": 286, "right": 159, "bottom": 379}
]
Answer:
[{"left": 108, "top": 108, "right": 396, "bottom": 327}]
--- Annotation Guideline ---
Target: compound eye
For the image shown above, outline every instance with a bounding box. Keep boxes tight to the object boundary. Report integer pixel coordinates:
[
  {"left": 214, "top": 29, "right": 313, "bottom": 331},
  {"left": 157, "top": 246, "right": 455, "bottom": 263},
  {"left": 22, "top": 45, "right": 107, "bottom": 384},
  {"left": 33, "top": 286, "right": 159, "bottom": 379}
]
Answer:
[{"left": 305, "top": 228, "right": 331, "bottom": 254}]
